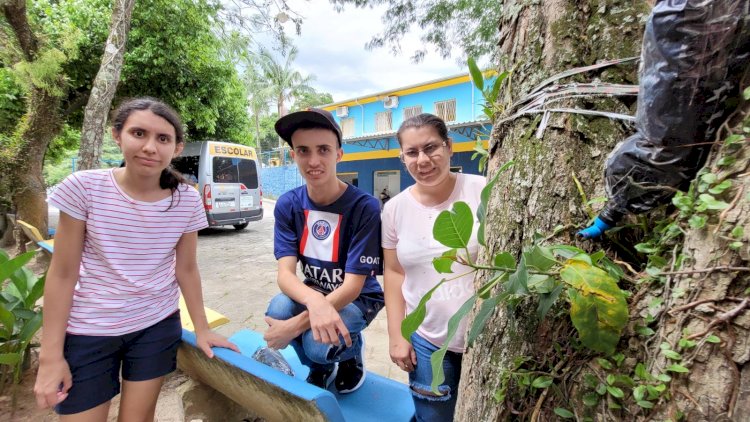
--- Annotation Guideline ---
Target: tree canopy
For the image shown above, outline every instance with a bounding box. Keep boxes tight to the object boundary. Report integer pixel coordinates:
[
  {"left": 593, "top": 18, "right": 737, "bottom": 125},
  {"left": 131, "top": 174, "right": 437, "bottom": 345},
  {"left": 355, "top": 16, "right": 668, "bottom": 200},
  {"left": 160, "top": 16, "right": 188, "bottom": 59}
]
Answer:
[{"left": 329, "top": 0, "right": 502, "bottom": 62}]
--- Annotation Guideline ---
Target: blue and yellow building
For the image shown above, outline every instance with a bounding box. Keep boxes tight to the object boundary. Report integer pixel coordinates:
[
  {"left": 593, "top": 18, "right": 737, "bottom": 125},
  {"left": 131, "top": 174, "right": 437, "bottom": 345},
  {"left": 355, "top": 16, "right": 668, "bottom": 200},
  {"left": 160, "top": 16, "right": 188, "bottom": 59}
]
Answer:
[{"left": 261, "top": 72, "right": 493, "bottom": 199}]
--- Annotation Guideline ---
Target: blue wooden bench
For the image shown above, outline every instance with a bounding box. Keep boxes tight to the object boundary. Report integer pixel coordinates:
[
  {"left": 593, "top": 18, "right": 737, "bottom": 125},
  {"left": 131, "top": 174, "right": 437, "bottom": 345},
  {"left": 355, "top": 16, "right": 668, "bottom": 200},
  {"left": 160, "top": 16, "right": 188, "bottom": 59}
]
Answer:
[{"left": 179, "top": 329, "right": 415, "bottom": 422}]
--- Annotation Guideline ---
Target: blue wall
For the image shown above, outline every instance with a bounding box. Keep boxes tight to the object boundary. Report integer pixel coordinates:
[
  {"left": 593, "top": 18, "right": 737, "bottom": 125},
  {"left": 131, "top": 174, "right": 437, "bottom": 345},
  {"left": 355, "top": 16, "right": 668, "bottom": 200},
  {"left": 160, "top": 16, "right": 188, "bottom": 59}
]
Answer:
[
  {"left": 261, "top": 151, "right": 483, "bottom": 200},
  {"left": 332, "top": 79, "right": 491, "bottom": 139},
  {"left": 260, "top": 165, "right": 304, "bottom": 199}
]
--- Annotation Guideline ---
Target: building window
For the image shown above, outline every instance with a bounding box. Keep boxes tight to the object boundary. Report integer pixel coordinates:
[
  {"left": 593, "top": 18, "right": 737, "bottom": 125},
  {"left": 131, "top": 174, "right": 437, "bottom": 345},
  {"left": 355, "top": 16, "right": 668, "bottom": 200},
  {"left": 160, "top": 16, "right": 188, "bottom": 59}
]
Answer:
[
  {"left": 341, "top": 117, "right": 355, "bottom": 138},
  {"left": 434, "top": 99, "right": 457, "bottom": 122},
  {"left": 403, "top": 106, "right": 422, "bottom": 121},
  {"left": 375, "top": 111, "right": 392, "bottom": 132}
]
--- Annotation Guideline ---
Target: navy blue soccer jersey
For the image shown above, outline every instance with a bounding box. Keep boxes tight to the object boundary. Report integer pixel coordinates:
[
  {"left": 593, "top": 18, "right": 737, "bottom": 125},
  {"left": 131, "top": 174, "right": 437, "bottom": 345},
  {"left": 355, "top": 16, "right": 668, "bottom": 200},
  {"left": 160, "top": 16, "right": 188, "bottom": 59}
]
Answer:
[{"left": 274, "top": 184, "right": 384, "bottom": 296}]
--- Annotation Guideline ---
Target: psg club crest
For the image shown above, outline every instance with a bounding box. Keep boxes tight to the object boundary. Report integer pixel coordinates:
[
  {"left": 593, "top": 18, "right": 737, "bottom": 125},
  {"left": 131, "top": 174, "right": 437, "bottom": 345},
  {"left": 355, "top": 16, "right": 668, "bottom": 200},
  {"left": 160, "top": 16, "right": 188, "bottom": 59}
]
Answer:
[{"left": 311, "top": 220, "right": 332, "bottom": 240}]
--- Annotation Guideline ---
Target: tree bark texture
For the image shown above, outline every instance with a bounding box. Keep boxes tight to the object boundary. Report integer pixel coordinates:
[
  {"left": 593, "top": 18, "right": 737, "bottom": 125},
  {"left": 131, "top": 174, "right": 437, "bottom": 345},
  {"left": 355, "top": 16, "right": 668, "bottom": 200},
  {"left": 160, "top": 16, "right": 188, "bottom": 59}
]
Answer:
[
  {"left": 455, "top": 0, "right": 647, "bottom": 419},
  {"left": 1, "top": 0, "right": 65, "bottom": 239},
  {"left": 640, "top": 118, "right": 750, "bottom": 420},
  {"left": 77, "top": 0, "right": 136, "bottom": 171}
]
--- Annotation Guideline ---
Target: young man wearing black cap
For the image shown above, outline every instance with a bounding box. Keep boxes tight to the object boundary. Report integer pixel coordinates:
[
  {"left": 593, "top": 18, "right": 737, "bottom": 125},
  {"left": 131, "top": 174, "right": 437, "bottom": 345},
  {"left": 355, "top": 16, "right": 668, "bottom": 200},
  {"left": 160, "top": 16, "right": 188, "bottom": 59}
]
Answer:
[{"left": 263, "top": 108, "right": 384, "bottom": 394}]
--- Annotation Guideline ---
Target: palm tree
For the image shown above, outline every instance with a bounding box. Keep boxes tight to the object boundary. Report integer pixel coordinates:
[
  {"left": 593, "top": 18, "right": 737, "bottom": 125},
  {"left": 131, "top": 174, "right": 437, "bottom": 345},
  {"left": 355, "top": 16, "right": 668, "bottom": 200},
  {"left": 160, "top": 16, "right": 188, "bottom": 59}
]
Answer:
[
  {"left": 258, "top": 46, "right": 315, "bottom": 147},
  {"left": 243, "top": 66, "right": 273, "bottom": 155}
]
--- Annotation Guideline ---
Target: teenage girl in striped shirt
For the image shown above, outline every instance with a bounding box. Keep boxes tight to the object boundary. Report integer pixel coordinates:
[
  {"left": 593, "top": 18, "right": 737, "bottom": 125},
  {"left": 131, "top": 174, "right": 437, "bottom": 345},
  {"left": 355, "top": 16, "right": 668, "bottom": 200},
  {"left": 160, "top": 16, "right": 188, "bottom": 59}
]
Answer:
[{"left": 33, "top": 97, "right": 238, "bottom": 420}]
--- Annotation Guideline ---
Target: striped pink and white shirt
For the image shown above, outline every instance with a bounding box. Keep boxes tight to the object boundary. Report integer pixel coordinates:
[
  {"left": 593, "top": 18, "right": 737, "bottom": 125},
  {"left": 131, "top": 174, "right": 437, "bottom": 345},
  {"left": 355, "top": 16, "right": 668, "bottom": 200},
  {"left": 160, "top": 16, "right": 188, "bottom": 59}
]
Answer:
[{"left": 49, "top": 169, "right": 208, "bottom": 336}]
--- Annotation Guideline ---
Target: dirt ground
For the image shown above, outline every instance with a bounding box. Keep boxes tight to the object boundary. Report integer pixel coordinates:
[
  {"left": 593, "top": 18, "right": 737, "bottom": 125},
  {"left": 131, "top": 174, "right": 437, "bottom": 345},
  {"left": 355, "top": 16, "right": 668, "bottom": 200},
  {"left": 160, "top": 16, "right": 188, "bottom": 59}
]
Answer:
[{"left": 1, "top": 200, "right": 404, "bottom": 421}]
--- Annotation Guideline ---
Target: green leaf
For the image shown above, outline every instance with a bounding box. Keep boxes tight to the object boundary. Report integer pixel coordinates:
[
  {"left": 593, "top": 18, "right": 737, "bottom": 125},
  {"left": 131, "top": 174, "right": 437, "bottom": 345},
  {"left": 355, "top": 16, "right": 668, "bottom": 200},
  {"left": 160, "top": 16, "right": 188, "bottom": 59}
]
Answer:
[
  {"left": 523, "top": 245, "right": 556, "bottom": 271},
  {"left": 551, "top": 245, "right": 585, "bottom": 259},
  {"left": 637, "top": 400, "right": 654, "bottom": 409},
  {"left": 429, "top": 296, "right": 477, "bottom": 393},
  {"left": 433, "top": 201, "right": 474, "bottom": 249},
  {"left": 537, "top": 284, "right": 563, "bottom": 319},
  {"left": 9, "top": 267, "right": 35, "bottom": 298},
  {"left": 635, "top": 242, "right": 658, "bottom": 254},
  {"left": 433, "top": 249, "right": 458, "bottom": 273},
  {"left": 633, "top": 385, "right": 646, "bottom": 401},
  {"left": 596, "top": 383, "right": 607, "bottom": 395},
  {"left": 528, "top": 274, "right": 555, "bottom": 293},
  {"left": 0, "top": 251, "right": 36, "bottom": 283},
  {"left": 606, "top": 374, "right": 615, "bottom": 385},
  {"left": 666, "top": 364, "right": 690, "bottom": 373},
  {"left": 598, "top": 257, "right": 624, "bottom": 281},
  {"left": 744, "top": 86, "right": 750, "bottom": 100},
  {"left": 597, "top": 358, "right": 612, "bottom": 370},
  {"left": 402, "top": 279, "right": 447, "bottom": 340},
  {"left": 506, "top": 256, "right": 529, "bottom": 295},
  {"left": 607, "top": 386, "right": 624, "bottom": 398},
  {"left": 24, "top": 274, "right": 46, "bottom": 309},
  {"left": 561, "top": 260, "right": 628, "bottom": 355},
  {"left": 0, "top": 353, "right": 22, "bottom": 365},
  {"left": 725, "top": 134, "right": 744, "bottom": 145},
  {"left": 493, "top": 252, "right": 516, "bottom": 271},
  {"left": 662, "top": 350, "right": 682, "bottom": 360},
  {"left": 19, "top": 311, "right": 42, "bottom": 343},
  {"left": 688, "top": 215, "right": 706, "bottom": 229},
  {"left": 656, "top": 373, "right": 671, "bottom": 382},
  {"left": 708, "top": 180, "right": 731, "bottom": 195},
  {"left": 467, "top": 294, "right": 503, "bottom": 346},
  {"left": 0, "top": 305, "right": 14, "bottom": 334},
  {"left": 731, "top": 226, "right": 744, "bottom": 238},
  {"left": 635, "top": 363, "right": 651, "bottom": 380},
  {"left": 583, "top": 392, "right": 599, "bottom": 407},
  {"left": 705, "top": 334, "right": 721, "bottom": 344},
  {"left": 554, "top": 408, "right": 575, "bottom": 419},
  {"left": 698, "top": 193, "right": 729, "bottom": 210},
  {"left": 467, "top": 57, "right": 483, "bottom": 91},
  {"left": 532, "top": 375, "right": 553, "bottom": 389}
]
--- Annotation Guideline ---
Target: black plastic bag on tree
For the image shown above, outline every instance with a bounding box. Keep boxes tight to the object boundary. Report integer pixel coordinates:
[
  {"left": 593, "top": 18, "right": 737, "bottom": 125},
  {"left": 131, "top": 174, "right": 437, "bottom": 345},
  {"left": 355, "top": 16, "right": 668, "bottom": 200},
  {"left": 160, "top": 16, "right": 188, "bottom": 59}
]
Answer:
[
  {"left": 252, "top": 346, "right": 295, "bottom": 377},
  {"left": 599, "top": 0, "right": 750, "bottom": 226}
]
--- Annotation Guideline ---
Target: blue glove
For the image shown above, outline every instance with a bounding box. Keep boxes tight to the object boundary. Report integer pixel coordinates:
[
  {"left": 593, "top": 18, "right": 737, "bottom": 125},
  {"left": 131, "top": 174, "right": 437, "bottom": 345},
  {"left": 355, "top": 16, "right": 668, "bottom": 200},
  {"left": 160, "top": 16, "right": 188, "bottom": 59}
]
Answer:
[{"left": 577, "top": 217, "right": 612, "bottom": 239}]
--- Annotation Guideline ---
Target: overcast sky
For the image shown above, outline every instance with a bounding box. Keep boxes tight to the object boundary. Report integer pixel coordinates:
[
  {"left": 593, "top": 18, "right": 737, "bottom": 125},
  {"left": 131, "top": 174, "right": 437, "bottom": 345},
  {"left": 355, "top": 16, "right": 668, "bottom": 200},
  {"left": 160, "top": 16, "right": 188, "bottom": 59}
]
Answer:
[{"left": 282, "top": 0, "right": 465, "bottom": 102}]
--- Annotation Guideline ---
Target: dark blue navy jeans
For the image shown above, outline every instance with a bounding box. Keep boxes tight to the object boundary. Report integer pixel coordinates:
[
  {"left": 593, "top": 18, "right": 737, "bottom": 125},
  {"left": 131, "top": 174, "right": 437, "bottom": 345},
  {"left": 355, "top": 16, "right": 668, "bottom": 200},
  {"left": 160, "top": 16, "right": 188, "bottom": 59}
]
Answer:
[
  {"left": 409, "top": 332, "right": 463, "bottom": 422},
  {"left": 265, "top": 293, "right": 382, "bottom": 371}
]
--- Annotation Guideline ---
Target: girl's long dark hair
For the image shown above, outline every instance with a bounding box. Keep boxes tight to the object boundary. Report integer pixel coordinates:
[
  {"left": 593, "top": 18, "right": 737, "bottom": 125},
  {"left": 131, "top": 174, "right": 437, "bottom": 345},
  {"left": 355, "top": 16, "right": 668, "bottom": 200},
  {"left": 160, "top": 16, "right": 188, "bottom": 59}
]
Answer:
[{"left": 111, "top": 97, "right": 188, "bottom": 192}]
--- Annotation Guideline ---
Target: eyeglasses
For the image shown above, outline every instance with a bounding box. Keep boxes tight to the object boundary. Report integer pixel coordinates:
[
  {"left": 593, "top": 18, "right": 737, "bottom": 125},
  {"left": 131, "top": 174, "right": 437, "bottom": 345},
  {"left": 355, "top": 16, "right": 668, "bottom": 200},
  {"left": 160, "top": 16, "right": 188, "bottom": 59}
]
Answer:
[{"left": 400, "top": 140, "right": 448, "bottom": 162}]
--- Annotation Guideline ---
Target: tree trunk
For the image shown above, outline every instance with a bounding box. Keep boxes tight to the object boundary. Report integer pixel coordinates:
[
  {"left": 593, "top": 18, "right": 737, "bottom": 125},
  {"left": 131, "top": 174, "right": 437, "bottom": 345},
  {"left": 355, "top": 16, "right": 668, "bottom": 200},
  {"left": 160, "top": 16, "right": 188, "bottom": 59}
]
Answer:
[
  {"left": 455, "top": 0, "right": 645, "bottom": 419},
  {"left": 456, "top": 1, "right": 749, "bottom": 420},
  {"left": 1, "top": 0, "right": 65, "bottom": 240},
  {"left": 77, "top": 0, "right": 136, "bottom": 171}
]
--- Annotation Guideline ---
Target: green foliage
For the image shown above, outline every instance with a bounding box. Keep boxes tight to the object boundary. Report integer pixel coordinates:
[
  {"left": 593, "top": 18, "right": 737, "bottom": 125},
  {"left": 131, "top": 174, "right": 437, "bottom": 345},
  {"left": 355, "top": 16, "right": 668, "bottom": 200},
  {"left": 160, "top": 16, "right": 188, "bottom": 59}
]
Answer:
[
  {"left": 561, "top": 260, "right": 628, "bottom": 355},
  {"left": 0, "top": 250, "right": 45, "bottom": 393},
  {"left": 402, "top": 160, "right": 630, "bottom": 393},
  {"left": 291, "top": 89, "right": 334, "bottom": 111},
  {"left": 467, "top": 57, "right": 509, "bottom": 121},
  {"left": 330, "top": 0, "right": 503, "bottom": 62}
]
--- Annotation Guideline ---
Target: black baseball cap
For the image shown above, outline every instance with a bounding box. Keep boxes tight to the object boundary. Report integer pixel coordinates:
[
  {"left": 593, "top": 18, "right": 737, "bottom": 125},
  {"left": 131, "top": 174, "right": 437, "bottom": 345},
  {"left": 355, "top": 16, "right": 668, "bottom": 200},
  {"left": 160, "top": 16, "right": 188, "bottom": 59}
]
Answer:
[{"left": 274, "top": 108, "right": 342, "bottom": 147}]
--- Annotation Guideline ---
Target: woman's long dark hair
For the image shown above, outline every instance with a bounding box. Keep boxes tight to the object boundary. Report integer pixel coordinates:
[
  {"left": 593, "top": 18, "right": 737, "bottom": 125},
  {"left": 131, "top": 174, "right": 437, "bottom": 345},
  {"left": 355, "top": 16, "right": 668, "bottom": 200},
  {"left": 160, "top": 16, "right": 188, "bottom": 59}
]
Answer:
[{"left": 111, "top": 97, "right": 188, "bottom": 192}]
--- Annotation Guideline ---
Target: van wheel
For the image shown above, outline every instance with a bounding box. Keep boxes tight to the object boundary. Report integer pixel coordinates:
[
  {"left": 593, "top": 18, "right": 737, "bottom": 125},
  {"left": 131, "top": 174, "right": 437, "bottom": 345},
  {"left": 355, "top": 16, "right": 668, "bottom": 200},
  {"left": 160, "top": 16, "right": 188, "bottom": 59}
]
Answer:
[{"left": 233, "top": 223, "right": 249, "bottom": 230}]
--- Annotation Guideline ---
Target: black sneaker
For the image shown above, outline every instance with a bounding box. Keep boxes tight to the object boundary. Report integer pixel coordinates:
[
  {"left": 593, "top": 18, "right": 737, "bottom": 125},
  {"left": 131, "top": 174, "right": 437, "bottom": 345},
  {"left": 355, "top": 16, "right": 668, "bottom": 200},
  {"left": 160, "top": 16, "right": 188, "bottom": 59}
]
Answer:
[
  {"left": 335, "top": 336, "right": 366, "bottom": 394},
  {"left": 306, "top": 364, "right": 338, "bottom": 389}
]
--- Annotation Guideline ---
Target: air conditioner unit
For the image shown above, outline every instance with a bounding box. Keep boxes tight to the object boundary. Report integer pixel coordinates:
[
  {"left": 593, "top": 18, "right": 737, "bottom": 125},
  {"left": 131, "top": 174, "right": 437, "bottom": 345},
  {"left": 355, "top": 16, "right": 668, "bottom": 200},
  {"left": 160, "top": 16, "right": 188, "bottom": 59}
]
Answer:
[
  {"left": 383, "top": 96, "right": 399, "bottom": 109},
  {"left": 336, "top": 106, "right": 349, "bottom": 117}
]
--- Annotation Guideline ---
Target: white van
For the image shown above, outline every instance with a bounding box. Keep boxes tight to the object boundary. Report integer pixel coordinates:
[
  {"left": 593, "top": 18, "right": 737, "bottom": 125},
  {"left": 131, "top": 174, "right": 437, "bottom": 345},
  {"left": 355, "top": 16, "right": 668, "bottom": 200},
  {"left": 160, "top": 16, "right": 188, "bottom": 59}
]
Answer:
[{"left": 172, "top": 141, "right": 263, "bottom": 230}]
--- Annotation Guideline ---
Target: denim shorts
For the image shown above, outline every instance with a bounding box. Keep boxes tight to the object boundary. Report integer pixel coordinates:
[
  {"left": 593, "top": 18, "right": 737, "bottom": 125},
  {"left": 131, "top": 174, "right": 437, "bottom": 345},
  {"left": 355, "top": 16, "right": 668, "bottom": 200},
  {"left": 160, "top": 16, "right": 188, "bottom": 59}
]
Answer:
[{"left": 56, "top": 311, "right": 182, "bottom": 415}]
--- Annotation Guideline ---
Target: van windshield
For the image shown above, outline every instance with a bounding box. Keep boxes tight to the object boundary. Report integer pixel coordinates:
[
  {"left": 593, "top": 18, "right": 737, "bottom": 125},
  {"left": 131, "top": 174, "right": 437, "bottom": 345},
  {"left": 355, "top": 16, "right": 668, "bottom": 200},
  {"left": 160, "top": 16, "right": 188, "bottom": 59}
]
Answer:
[{"left": 212, "top": 157, "right": 258, "bottom": 188}]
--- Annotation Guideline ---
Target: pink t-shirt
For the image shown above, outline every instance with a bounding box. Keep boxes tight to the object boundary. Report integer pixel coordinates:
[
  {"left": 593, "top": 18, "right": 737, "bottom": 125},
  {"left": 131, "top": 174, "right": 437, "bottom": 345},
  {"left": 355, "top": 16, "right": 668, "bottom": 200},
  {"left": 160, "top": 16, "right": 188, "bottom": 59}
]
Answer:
[
  {"left": 382, "top": 173, "right": 485, "bottom": 353},
  {"left": 48, "top": 169, "right": 208, "bottom": 336}
]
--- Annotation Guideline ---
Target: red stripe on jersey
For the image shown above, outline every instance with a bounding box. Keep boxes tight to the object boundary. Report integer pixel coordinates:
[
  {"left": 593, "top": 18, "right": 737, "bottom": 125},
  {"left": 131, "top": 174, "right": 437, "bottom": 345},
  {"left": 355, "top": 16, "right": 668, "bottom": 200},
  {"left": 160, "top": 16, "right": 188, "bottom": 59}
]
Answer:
[
  {"left": 299, "top": 209, "right": 310, "bottom": 254},
  {"left": 331, "top": 214, "right": 342, "bottom": 262}
]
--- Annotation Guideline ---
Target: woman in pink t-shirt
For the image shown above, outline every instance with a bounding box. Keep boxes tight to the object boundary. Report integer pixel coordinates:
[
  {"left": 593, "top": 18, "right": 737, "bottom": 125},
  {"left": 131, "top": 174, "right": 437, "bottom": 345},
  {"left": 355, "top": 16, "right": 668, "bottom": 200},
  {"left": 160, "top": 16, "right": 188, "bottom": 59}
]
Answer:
[
  {"left": 382, "top": 114, "right": 485, "bottom": 421},
  {"left": 33, "top": 97, "right": 238, "bottom": 419}
]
